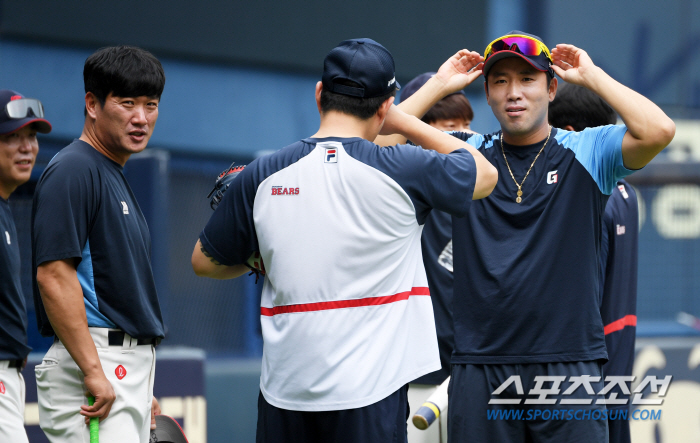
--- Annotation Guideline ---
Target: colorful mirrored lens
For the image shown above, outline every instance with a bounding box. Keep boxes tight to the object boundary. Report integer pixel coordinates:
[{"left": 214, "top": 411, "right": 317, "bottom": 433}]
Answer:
[
  {"left": 493, "top": 37, "right": 541, "bottom": 55},
  {"left": 5, "top": 98, "right": 44, "bottom": 119},
  {"left": 485, "top": 36, "right": 549, "bottom": 60}
]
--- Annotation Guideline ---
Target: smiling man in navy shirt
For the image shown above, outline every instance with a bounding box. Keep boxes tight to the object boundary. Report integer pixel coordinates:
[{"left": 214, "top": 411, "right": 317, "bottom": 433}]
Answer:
[
  {"left": 447, "top": 31, "right": 670, "bottom": 443},
  {"left": 396, "top": 31, "right": 673, "bottom": 442},
  {"left": 0, "top": 89, "right": 51, "bottom": 443}
]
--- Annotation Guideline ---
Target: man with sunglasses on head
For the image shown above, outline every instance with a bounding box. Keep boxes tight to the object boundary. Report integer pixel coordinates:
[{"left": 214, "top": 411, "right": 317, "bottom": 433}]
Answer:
[
  {"left": 0, "top": 90, "right": 51, "bottom": 443},
  {"left": 399, "top": 31, "right": 674, "bottom": 441},
  {"left": 32, "top": 46, "right": 165, "bottom": 442}
]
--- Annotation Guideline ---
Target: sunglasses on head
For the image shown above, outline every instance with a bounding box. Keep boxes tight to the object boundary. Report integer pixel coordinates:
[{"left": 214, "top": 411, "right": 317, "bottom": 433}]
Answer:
[
  {"left": 5, "top": 98, "right": 45, "bottom": 119},
  {"left": 484, "top": 35, "right": 552, "bottom": 62}
]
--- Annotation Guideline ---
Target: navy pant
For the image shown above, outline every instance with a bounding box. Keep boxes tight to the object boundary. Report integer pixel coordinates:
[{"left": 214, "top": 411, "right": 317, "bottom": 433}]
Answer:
[
  {"left": 607, "top": 408, "right": 631, "bottom": 443},
  {"left": 449, "top": 361, "right": 609, "bottom": 443},
  {"left": 256, "top": 385, "right": 409, "bottom": 443}
]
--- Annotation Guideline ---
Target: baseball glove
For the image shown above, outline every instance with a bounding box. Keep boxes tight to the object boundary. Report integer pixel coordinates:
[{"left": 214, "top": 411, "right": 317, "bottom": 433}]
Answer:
[
  {"left": 207, "top": 161, "right": 246, "bottom": 210},
  {"left": 245, "top": 251, "right": 266, "bottom": 283},
  {"left": 207, "top": 162, "right": 266, "bottom": 282}
]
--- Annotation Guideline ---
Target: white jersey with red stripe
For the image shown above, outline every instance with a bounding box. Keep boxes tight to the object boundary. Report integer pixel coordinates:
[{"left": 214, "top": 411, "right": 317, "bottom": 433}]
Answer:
[{"left": 200, "top": 136, "right": 477, "bottom": 411}]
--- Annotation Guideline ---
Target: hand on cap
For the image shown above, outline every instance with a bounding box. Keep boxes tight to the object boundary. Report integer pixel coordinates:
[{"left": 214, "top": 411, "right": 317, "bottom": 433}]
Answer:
[
  {"left": 551, "top": 44, "right": 599, "bottom": 87},
  {"left": 433, "top": 49, "right": 484, "bottom": 94}
]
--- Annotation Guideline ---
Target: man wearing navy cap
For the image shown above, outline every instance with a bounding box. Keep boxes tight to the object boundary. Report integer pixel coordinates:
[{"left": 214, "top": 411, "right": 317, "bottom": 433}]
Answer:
[
  {"left": 192, "top": 38, "right": 497, "bottom": 442},
  {"left": 396, "top": 31, "right": 674, "bottom": 441},
  {"left": 0, "top": 89, "right": 51, "bottom": 443}
]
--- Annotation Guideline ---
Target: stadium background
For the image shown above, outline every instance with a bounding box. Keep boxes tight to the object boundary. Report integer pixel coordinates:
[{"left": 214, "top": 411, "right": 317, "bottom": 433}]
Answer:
[{"left": 1, "top": 0, "right": 699, "bottom": 441}]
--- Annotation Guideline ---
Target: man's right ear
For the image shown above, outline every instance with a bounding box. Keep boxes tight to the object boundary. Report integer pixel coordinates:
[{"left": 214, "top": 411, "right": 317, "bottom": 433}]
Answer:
[
  {"left": 84, "top": 92, "right": 98, "bottom": 119},
  {"left": 315, "top": 82, "right": 324, "bottom": 114},
  {"left": 381, "top": 95, "right": 395, "bottom": 112},
  {"left": 376, "top": 95, "right": 395, "bottom": 122}
]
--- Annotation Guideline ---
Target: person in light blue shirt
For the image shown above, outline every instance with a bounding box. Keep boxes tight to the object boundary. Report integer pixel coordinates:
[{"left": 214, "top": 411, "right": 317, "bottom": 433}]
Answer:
[{"left": 395, "top": 31, "right": 674, "bottom": 443}]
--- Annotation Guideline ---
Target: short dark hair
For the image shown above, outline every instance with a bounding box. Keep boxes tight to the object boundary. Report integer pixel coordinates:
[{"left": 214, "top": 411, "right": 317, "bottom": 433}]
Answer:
[
  {"left": 320, "top": 79, "right": 395, "bottom": 120},
  {"left": 423, "top": 94, "right": 473, "bottom": 125},
  {"left": 84, "top": 45, "right": 165, "bottom": 109},
  {"left": 548, "top": 83, "right": 616, "bottom": 131}
]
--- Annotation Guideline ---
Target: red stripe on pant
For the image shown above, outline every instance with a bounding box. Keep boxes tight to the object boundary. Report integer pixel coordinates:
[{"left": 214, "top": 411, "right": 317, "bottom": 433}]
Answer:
[
  {"left": 260, "top": 287, "right": 430, "bottom": 316},
  {"left": 604, "top": 315, "right": 637, "bottom": 335}
]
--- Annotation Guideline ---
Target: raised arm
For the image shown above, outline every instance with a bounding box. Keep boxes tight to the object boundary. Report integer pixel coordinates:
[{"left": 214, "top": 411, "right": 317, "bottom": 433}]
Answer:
[
  {"left": 374, "top": 49, "right": 484, "bottom": 147},
  {"left": 379, "top": 105, "right": 497, "bottom": 199},
  {"left": 551, "top": 44, "right": 675, "bottom": 170}
]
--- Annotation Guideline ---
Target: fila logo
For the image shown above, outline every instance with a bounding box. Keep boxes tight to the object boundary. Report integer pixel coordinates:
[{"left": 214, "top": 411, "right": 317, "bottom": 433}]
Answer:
[
  {"left": 121, "top": 201, "right": 129, "bottom": 215},
  {"left": 0, "top": 381, "right": 5, "bottom": 394},
  {"left": 325, "top": 148, "right": 338, "bottom": 163},
  {"left": 5, "top": 231, "right": 9, "bottom": 245},
  {"left": 271, "top": 186, "right": 300, "bottom": 196},
  {"left": 547, "top": 170, "right": 558, "bottom": 184},
  {"left": 618, "top": 184, "right": 629, "bottom": 199},
  {"left": 617, "top": 224, "right": 626, "bottom": 235},
  {"left": 115, "top": 365, "right": 127, "bottom": 380}
]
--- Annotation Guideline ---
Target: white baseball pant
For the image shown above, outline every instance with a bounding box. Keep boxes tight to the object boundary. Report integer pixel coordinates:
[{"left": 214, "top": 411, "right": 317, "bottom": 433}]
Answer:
[
  {"left": 35, "top": 328, "right": 156, "bottom": 443},
  {"left": 0, "top": 360, "right": 29, "bottom": 443}
]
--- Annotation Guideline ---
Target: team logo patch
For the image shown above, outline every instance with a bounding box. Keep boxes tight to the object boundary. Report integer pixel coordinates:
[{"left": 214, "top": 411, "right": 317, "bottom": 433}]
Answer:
[
  {"left": 115, "top": 365, "right": 127, "bottom": 380},
  {"left": 325, "top": 147, "right": 338, "bottom": 163},
  {"left": 271, "top": 186, "right": 300, "bottom": 195},
  {"left": 438, "top": 240, "right": 454, "bottom": 273},
  {"left": 617, "top": 224, "right": 626, "bottom": 235},
  {"left": 0, "top": 381, "right": 5, "bottom": 394},
  {"left": 547, "top": 170, "right": 558, "bottom": 184},
  {"left": 618, "top": 184, "right": 629, "bottom": 199}
]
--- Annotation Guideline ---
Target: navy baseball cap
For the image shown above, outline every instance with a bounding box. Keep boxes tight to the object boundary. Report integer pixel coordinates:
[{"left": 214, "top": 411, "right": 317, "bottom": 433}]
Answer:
[
  {"left": 399, "top": 72, "right": 466, "bottom": 103},
  {"left": 483, "top": 31, "right": 553, "bottom": 77},
  {"left": 150, "top": 415, "right": 188, "bottom": 443},
  {"left": 0, "top": 89, "right": 52, "bottom": 135},
  {"left": 322, "top": 38, "right": 400, "bottom": 98}
]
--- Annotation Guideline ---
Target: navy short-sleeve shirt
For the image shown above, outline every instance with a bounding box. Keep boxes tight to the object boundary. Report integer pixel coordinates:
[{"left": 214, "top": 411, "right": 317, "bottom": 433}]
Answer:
[
  {"left": 0, "top": 198, "right": 31, "bottom": 360},
  {"left": 413, "top": 208, "right": 454, "bottom": 385},
  {"left": 450, "top": 126, "right": 632, "bottom": 364},
  {"left": 32, "top": 140, "right": 164, "bottom": 339},
  {"left": 600, "top": 180, "right": 638, "bottom": 402}
]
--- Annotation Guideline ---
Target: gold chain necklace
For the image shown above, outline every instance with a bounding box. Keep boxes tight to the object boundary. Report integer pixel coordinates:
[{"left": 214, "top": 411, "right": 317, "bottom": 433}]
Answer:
[{"left": 500, "top": 126, "right": 552, "bottom": 203}]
